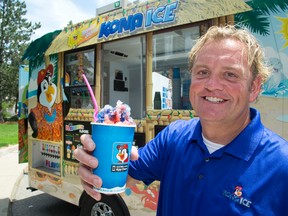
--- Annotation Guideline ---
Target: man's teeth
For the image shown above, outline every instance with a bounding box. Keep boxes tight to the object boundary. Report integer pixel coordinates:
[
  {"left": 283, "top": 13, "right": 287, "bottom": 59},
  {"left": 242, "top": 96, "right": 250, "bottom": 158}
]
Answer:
[{"left": 205, "top": 97, "right": 224, "bottom": 103}]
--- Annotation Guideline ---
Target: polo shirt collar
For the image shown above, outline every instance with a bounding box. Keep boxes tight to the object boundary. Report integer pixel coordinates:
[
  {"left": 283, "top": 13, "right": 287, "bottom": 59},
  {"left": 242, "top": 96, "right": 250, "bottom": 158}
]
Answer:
[
  {"left": 191, "top": 108, "right": 264, "bottom": 161},
  {"left": 224, "top": 108, "right": 264, "bottom": 161}
]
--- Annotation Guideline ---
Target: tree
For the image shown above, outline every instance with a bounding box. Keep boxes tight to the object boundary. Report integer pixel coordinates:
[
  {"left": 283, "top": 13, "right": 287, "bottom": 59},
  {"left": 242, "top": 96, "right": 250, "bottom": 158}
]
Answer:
[{"left": 0, "top": 0, "right": 40, "bottom": 117}]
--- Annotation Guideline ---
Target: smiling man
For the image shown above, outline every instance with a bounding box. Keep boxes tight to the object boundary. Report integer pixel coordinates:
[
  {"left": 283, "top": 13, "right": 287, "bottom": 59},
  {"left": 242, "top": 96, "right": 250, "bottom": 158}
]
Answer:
[
  {"left": 189, "top": 28, "right": 263, "bottom": 145},
  {"left": 74, "top": 25, "right": 288, "bottom": 215}
]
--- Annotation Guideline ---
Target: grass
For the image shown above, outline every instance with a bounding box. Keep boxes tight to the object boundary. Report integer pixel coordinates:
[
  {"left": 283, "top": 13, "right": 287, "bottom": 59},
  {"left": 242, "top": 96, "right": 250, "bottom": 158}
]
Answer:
[{"left": 0, "top": 123, "right": 18, "bottom": 147}]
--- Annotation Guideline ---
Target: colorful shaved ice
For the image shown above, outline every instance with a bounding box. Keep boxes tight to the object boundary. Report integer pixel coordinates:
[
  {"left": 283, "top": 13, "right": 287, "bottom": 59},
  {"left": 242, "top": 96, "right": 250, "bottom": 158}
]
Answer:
[{"left": 96, "top": 100, "right": 135, "bottom": 125}]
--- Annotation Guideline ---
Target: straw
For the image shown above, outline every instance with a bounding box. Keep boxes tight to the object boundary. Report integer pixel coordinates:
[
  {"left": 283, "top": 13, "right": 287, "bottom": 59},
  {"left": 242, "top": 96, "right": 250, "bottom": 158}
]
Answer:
[{"left": 82, "top": 73, "right": 98, "bottom": 121}]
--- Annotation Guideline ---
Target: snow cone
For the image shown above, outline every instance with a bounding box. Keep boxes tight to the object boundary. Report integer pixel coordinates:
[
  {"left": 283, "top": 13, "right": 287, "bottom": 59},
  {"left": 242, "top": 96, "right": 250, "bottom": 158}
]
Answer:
[{"left": 91, "top": 100, "right": 135, "bottom": 194}]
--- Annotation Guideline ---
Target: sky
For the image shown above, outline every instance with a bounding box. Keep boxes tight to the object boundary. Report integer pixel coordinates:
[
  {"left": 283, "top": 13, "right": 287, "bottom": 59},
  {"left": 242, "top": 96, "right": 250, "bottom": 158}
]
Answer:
[{"left": 24, "top": 0, "right": 117, "bottom": 40}]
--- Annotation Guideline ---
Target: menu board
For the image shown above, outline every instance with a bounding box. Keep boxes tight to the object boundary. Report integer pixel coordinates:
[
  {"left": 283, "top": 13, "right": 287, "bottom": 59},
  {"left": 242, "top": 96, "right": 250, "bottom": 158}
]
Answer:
[{"left": 64, "top": 120, "right": 91, "bottom": 162}]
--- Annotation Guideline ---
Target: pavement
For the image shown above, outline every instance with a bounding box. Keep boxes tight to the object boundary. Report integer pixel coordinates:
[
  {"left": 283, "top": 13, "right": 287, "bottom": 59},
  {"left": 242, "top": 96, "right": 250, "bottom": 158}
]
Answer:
[{"left": 0, "top": 145, "right": 28, "bottom": 216}]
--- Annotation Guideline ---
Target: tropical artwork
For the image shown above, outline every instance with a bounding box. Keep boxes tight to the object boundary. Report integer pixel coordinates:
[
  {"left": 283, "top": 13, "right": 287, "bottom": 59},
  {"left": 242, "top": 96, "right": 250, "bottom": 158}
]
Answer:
[
  {"left": 235, "top": 0, "right": 288, "bottom": 98},
  {"left": 18, "top": 31, "right": 61, "bottom": 162},
  {"left": 18, "top": 65, "right": 29, "bottom": 163},
  {"left": 235, "top": 0, "right": 288, "bottom": 137},
  {"left": 28, "top": 62, "right": 63, "bottom": 142}
]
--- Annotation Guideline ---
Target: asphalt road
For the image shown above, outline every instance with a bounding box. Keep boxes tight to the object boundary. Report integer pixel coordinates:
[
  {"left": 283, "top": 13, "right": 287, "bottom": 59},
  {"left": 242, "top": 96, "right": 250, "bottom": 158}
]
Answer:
[{"left": 8, "top": 174, "right": 81, "bottom": 216}]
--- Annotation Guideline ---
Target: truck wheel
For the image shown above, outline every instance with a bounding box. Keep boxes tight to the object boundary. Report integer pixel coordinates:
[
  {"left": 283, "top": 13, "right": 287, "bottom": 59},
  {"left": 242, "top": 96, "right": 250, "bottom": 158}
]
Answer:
[{"left": 80, "top": 191, "right": 130, "bottom": 216}]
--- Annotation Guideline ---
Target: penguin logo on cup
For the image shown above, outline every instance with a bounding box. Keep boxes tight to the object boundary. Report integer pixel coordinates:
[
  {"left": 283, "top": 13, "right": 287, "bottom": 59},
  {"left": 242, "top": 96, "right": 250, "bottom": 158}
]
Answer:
[{"left": 116, "top": 144, "right": 129, "bottom": 163}]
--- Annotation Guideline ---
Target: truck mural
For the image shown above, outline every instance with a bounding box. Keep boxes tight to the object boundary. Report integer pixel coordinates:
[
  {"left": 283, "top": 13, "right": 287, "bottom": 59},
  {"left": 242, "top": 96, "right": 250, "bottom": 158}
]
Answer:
[{"left": 235, "top": 0, "right": 288, "bottom": 138}]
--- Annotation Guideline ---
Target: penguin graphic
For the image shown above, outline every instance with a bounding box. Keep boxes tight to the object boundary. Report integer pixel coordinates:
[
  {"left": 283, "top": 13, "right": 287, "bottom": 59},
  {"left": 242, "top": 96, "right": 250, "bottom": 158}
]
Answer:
[
  {"left": 28, "top": 64, "right": 63, "bottom": 141},
  {"left": 116, "top": 144, "right": 129, "bottom": 163},
  {"left": 234, "top": 186, "right": 243, "bottom": 197}
]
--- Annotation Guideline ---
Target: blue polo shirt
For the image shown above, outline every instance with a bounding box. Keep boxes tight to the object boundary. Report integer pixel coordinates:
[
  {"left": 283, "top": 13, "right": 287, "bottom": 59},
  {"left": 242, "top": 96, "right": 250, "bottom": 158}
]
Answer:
[{"left": 129, "top": 108, "right": 288, "bottom": 215}]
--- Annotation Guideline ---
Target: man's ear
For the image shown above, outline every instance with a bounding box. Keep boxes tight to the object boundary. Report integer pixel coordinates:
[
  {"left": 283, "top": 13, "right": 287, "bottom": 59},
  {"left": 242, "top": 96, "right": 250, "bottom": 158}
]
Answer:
[{"left": 249, "top": 76, "right": 262, "bottom": 103}]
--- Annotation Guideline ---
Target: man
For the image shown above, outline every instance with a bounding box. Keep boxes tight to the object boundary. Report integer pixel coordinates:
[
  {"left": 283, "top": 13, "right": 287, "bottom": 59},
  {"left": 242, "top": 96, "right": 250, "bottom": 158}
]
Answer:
[{"left": 74, "top": 25, "right": 288, "bottom": 215}]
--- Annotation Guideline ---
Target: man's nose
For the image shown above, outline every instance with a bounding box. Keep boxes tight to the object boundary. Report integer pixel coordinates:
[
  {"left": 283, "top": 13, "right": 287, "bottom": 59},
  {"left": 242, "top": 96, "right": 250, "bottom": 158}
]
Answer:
[{"left": 204, "top": 75, "right": 223, "bottom": 91}]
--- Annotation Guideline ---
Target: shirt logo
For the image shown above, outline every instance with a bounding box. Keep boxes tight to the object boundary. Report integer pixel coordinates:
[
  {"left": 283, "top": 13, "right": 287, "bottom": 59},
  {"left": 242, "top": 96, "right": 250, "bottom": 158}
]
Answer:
[
  {"left": 223, "top": 186, "right": 252, "bottom": 208},
  {"left": 234, "top": 186, "right": 243, "bottom": 197}
]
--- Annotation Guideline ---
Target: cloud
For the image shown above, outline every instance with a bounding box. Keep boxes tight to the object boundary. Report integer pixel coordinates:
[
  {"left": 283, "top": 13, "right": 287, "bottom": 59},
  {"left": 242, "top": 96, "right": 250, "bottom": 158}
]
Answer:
[
  {"left": 25, "top": 0, "right": 97, "bottom": 40},
  {"left": 25, "top": 0, "right": 141, "bottom": 40}
]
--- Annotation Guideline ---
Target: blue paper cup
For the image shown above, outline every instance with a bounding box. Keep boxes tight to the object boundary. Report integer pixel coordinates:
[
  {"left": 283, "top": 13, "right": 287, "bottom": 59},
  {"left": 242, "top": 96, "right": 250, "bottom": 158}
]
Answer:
[{"left": 91, "top": 122, "right": 135, "bottom": 194}]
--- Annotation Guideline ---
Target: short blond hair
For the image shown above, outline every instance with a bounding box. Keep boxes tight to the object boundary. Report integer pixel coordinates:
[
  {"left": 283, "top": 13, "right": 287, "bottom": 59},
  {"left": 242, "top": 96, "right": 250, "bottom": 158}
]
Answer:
[{"left": 189, "top": 25, "right": 271, "bottom": 84}]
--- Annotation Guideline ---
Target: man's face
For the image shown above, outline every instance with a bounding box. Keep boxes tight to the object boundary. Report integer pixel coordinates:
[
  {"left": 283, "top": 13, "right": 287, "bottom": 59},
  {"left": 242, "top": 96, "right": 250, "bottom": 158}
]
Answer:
[{"left": 189, "top": 38, "right": 261, "bottom": 125}]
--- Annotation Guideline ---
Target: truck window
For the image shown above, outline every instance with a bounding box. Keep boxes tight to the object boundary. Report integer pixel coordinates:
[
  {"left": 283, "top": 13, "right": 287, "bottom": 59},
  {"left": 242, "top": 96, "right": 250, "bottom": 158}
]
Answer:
[
  {"left": 152, "top": 26, "right": 201, "bottom": 110},
  {"left": 101, "top": 35, "right": 146, "bottom": 119},
  {"left": 64, "top": 48, "right": 95, "bottom": 109}
]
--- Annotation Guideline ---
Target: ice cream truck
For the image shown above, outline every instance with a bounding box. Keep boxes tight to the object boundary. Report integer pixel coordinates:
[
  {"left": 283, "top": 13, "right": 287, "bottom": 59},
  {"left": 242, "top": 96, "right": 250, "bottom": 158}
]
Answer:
[{"left": 18, "top": 0, "right": 288, "bottom": 215}]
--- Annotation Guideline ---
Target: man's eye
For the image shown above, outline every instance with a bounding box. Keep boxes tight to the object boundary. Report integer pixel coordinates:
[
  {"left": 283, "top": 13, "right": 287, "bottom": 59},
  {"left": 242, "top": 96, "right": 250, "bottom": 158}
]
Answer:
[
  {"left": 224, "top": 72, "right": 238, "bottom": 80},
  {"left": 199, "top": 70, "right": 207, "bottom": 75},
  {"left": 194, "top": 70, "right": 209, "bottom": 78}
]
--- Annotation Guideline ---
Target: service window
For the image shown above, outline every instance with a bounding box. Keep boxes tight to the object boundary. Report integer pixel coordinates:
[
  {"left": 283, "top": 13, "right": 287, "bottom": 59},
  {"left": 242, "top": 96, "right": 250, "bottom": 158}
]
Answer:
[
  {"left": 152, "top": 25, "right": 202, "bottom": 110},
  {"left": 64, "top": 48, "right": 95, "bottom": 109},
  {"left": 101, "top": 35, "right": 146, "bottom": 119}
]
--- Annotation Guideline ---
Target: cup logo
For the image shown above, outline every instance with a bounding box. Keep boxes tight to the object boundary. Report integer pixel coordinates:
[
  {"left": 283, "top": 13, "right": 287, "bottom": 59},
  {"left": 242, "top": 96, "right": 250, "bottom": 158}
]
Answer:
[
  {"left": 115, "top": 144, "right": 129, "bottom": 163},
  {"left": 111, "top": 142, "right": 130, "bottom": 173}
]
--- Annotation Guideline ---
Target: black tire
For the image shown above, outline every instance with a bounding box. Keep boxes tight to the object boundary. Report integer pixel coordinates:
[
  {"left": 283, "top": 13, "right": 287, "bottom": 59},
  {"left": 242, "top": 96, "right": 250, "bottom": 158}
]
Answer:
[{"left": 79, "top": 191, "right": 130, "bottom": 216}]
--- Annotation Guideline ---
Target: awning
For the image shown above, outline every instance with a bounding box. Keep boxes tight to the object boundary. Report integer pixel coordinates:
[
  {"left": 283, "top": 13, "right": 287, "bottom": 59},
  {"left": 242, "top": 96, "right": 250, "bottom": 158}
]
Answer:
[{"left": 45, "top": 0, "right": 251, "bottom": 56}]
